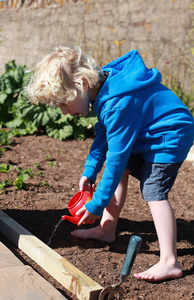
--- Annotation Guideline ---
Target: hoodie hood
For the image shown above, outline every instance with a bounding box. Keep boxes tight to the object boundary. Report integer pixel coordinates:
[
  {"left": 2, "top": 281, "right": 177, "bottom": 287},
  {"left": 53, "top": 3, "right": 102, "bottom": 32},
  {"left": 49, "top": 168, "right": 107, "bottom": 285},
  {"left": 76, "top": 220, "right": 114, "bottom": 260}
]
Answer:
[{"left": 96, "top": 50, "right": 161, "bottom": 102}]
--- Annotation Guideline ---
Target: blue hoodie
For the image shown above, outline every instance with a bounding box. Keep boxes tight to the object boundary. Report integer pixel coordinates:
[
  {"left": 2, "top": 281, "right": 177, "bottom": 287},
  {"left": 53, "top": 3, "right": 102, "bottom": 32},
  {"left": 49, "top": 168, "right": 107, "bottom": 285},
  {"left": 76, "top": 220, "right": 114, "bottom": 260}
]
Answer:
[{"left": 82, "top": 50, "right": 194, "bottom": 216}]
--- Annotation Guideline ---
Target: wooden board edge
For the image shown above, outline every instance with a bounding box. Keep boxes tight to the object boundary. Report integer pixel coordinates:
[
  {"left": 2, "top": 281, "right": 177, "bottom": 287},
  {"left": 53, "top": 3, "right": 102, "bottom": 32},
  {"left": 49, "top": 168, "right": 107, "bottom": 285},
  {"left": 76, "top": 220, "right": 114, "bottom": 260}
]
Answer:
[{"left": 0, "top": 210, "right": 103, "bottom": 300}]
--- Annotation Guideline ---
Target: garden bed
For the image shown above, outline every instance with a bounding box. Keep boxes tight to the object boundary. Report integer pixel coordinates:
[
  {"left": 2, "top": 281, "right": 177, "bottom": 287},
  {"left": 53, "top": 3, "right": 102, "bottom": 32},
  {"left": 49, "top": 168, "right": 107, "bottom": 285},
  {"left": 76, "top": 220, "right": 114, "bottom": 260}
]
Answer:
[{"left": 0, "top": 134, "right": 193, "bottom": 299}]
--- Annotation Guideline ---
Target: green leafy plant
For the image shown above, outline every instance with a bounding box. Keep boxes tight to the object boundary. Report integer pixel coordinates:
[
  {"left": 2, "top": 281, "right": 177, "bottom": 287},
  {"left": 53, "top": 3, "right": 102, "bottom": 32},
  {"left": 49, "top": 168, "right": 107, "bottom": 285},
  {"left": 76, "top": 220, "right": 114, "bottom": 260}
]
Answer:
[
  {"left": 0, "top": 60, "right": 97, "bottom": 140},
  {"left": 0, "top": 60, "right": 31, "bottom": 126},
  {"left": 14, "top": 175, "right": 28, "bottom": 190},
  {"left": 0, "top": 164, "right": 13, "bottom": 193},
  {"left": 14, "top": 167, "right": 34, "bottom": 190},
  {"left": 16, "top": 166, "right": 34, "bottom": 179},
  {"left": 0, "top": 130, "right": 13, "bottom": 146},
  {"left": 0, "top": 180, "right": 12, "bottom": 194},
  {"left": 0, "top": 163, "right": 12, "bottom": 173},
  {"left": 0, "top": 164, "right": 34, "bottom": 192}
]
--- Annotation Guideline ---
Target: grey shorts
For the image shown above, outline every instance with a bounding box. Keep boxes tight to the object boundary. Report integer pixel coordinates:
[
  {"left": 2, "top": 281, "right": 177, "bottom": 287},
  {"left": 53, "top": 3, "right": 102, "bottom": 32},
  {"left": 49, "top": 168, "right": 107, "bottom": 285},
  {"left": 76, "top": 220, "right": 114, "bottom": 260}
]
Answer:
[{"left": 126, "top": 154, "right": 183, "bottom": 201}]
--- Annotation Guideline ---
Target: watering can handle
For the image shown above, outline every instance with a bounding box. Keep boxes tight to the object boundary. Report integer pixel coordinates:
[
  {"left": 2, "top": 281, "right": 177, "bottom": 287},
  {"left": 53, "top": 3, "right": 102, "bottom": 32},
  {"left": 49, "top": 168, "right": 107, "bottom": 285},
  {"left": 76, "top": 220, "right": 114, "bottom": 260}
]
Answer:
[
  {"left": 82, "top": 188, "right": 93, "bottom": 195},
  {"left": 121, "top": 235, "right": 142, "bottom": 281}
]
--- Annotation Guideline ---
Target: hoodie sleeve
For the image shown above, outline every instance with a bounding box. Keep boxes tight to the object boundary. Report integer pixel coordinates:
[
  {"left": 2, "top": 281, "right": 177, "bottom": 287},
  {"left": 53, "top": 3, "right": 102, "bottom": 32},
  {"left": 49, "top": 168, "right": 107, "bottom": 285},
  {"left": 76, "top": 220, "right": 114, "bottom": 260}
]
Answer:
[
  {"left": 82, "top": 120, "right": 108, "bottom": 183},
  {"left": 85, "top": 108, "right": 143, "bottom": 216}
]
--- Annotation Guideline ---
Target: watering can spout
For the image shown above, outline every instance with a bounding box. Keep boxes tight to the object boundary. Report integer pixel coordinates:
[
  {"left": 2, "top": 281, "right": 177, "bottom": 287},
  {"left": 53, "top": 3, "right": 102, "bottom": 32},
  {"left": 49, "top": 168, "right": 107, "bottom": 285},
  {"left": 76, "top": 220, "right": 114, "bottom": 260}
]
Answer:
[{"left": 61, "top": 215, "right": 81, "bottom": 224}]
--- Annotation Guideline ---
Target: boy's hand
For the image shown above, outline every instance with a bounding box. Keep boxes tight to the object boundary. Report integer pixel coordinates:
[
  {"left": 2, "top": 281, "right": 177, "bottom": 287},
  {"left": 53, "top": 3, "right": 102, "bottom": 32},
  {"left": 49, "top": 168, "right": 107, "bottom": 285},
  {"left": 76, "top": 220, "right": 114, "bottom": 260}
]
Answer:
[
  {"left": 78, "top": 176, "right": 98, "bottom": 226},
  {"left": 76, "top": 205, "right": 100, "bottom": 226},
  {"left": 79, "top": 176, "right": 95, "bottom": 192}
]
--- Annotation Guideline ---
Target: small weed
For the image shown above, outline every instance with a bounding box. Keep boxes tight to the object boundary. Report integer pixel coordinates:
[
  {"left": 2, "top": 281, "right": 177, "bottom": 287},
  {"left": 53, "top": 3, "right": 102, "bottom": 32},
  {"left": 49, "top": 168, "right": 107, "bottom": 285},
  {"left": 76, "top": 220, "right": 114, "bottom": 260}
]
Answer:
[
  {"left": 37, "top": 170, "right": 44, "bottom": 177},
  {"left": 41, "top": 148, "right": 51, "bottom": 152},
  {"left": 59, "top": 148, "right": 63, "bottom": 155},
  {"left": 41, "top": 180, "right": 50, "bottom": 187},
  {"left": 0, "top": 182, "right": 6, "bottom": 194},
  {"left": 49, "top": 161, "right": 57, "bottom": 167},
  {"left": 34, "top": 162, "right": 41, "bottom": 169},
  {"left": 0, "top": 148, "right": 6, "bottom": 157}
]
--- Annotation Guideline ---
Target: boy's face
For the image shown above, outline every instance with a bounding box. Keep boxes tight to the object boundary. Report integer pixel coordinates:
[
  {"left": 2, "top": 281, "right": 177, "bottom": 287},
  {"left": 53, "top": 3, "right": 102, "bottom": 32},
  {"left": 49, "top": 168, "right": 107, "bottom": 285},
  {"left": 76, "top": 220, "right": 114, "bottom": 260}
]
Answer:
[{"left": 57, "top": 90, "right": 90, "bottom": 117}]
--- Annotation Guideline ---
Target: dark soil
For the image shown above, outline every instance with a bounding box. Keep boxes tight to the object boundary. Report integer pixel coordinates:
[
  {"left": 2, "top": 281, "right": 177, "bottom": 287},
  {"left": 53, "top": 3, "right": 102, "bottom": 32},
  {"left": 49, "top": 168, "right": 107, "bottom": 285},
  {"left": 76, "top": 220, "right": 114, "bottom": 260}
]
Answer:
[{"left": 0, "top": 134, "right": 193, "bottom": 300}]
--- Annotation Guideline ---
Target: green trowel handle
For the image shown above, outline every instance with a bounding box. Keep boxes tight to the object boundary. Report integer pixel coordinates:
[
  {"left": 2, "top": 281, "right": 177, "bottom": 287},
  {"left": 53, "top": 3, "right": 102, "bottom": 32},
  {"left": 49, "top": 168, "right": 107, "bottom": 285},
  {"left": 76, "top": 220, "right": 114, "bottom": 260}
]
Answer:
[{"left": 121, "top": 235, "right": 142, "bottom": 279}]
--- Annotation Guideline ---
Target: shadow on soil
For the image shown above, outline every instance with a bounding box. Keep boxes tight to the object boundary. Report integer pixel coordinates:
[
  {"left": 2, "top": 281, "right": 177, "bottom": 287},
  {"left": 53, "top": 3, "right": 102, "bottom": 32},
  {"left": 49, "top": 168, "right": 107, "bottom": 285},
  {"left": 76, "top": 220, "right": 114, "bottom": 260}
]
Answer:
[{"left": 3, "top": 208, "right": 193, "bottom": 253}]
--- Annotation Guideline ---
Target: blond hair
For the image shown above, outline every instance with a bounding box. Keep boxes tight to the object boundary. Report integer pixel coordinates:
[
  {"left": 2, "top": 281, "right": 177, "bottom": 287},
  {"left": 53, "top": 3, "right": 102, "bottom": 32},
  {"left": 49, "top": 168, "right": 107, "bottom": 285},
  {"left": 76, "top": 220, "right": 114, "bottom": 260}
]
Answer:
[{"left": 24, "top": 45, "right": 103, "bottom": 106}]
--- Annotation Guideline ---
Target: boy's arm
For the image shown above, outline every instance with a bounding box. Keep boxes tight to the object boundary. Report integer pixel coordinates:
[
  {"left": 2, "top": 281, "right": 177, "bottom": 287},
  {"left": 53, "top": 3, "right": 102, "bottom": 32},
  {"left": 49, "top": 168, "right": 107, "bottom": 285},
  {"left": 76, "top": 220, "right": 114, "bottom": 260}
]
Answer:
[
  {"left": 82, "top": 121, "right": 108, "bottom": 183},
  {"left": 85, "top": 108, "right": 143, "bottom": 216}
]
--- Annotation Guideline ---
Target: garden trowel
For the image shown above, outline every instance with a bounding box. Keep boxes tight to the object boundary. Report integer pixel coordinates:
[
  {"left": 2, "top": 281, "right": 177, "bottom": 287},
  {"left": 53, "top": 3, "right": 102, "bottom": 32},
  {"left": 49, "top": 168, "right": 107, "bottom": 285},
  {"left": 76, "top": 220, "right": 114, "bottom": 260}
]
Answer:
[{"left": 98, "top": 235, "right": 142, "bottom": 300}]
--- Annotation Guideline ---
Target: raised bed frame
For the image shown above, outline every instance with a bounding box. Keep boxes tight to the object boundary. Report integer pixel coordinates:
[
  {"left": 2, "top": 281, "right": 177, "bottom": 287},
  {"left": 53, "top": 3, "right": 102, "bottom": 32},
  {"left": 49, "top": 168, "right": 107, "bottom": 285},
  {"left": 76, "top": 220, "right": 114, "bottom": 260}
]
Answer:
[{"left": 0, "top": 210, "right": 102, "bottom": 300}]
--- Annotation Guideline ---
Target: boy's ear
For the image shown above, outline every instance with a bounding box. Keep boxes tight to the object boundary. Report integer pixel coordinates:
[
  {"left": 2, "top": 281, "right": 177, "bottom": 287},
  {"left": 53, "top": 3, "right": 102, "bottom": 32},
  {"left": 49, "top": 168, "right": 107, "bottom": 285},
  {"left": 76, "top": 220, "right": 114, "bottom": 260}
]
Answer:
[{"left": 82, "top": 77, "right": 89, "bottom": 91}]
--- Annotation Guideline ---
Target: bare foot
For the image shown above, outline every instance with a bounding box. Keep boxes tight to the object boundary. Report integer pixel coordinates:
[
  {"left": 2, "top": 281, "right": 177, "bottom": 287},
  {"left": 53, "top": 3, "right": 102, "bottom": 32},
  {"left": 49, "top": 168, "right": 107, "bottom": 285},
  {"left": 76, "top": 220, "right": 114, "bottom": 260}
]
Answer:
[
  {"left": 134, "top": 261, "right": 183, "bottom": 282},
  {"left": 71, "top": 224, "right": 115, "bottom": 242}
]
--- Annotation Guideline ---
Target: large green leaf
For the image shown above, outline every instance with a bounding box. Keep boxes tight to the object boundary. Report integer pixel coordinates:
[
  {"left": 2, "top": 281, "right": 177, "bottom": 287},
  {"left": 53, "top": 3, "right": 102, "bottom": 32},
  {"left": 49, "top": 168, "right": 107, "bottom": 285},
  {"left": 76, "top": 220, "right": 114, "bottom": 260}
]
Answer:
[
  {"left": 6, "top": 116, "right": 24, "bottom": 128},
  {"left": 0, "top": 93, "right": 8, "bottom": 104},
  {"left": 46, "top": 124, "right": 73, "bottom": 140},
  {"left": 73, "top": 125, "right": 86, "bottom": 140}
]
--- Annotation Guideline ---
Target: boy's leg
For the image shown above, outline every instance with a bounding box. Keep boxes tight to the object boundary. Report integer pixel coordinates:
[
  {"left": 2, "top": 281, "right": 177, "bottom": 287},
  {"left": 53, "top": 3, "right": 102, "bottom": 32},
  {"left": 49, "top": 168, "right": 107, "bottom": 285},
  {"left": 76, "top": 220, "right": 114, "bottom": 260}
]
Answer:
[
  {"left": 71, "top": 168, "right": 130, "bottom": 242},
  {"left": 134, "top": 199, "right": 183, "bottom": 281}
]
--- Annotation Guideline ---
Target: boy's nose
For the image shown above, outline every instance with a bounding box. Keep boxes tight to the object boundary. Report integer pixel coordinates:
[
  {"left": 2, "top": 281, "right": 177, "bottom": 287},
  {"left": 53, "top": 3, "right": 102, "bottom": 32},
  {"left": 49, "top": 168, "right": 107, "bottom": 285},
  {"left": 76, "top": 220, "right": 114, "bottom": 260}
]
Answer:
[{"left": 61, "top": 107, "right": 69, "bottom": 115}]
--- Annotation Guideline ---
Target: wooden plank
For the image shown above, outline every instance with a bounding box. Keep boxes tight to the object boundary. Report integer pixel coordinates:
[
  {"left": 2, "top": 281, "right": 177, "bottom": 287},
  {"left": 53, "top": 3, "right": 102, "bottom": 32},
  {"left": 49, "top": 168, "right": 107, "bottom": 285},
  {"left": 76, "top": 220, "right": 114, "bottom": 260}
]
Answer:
[{"left": 0, "top": 210, "right": 102, "bottom": 300}]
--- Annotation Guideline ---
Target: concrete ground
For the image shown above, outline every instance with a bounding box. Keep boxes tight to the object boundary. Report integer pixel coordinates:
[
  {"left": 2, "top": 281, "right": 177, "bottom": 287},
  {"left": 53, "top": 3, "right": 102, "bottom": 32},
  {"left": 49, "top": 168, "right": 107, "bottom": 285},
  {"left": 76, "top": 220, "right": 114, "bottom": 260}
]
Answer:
[
  {"left": 0, "top": 241, "right": 67, "bottom": 300},
  {"left": 186, "top": 145, "right": 194, "bottom": 162}
]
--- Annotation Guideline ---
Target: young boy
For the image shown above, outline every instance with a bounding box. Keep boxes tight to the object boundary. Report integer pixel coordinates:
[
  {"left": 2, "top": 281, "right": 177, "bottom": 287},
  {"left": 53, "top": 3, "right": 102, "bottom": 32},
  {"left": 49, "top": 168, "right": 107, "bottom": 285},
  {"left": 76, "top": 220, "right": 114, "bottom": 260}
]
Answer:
[{"left": 25, "top": 45, "right": 194, "bottom": 282}]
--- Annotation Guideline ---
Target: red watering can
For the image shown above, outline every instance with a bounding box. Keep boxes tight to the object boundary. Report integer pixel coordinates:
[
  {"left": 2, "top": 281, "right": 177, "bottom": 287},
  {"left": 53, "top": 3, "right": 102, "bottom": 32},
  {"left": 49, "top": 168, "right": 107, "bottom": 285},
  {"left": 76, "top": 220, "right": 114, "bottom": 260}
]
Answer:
[
  {"left": 61, "top": 190, "right": 93, "bottom": 224},
  {"left": 47, "top": 190, "right": 93, "bottom": 246}
]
